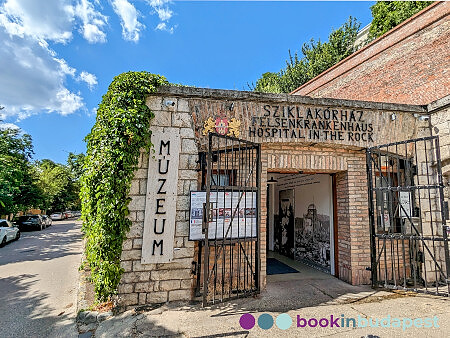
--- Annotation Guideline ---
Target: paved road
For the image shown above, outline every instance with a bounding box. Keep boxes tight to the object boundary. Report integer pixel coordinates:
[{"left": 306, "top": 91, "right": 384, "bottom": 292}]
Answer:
[{"left": 0, "top": 220, "right": 83, "bottom": 337}]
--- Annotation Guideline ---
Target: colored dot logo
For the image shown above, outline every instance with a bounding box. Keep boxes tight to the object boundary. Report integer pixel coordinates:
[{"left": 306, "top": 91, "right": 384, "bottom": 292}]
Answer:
[
  {"left": 239, "top": 313, "right": 291, "bottom": 330},
  {"left": 239, "top": 313, "right": 255, "bottom": 330}
]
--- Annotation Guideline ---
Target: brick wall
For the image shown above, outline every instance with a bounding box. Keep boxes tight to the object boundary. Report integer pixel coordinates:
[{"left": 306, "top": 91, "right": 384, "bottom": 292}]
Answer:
[{"left": 292, "top": 2, "right": 450, "bottom": 106}]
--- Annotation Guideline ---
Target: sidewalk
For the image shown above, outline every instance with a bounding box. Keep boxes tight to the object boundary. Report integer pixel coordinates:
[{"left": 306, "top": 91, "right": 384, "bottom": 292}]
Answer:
[{"left": 77, "top": 262, "right": 450, "bottom": 337}]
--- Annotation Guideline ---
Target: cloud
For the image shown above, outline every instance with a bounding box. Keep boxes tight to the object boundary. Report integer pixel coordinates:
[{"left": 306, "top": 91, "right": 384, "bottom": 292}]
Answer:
[
  {"left": 111, "top": 0, "right": 144, "bottom": 42},
  {"left": 0, "top": 0, "right": 74, "bottom": 43},
  {"left": 147, "top": 0, "right": 175, "bottom": 32},
  {"left": 0, "top": 28, "right": 84, "bottom": 120},
  {"left": 0, "top": 0, "right": 177, "bottom": 121},
  {"left": 79, "top": 71, "right": 98, "bottom": 90},
  {"left": 155, "top": 22, "right": 175, "bottom": 34},
  {"left": 73, "top": 0, "right": 108, "bottom": 43},
  {"left": 0, "top": 122, "right": 20, "bottom": 130}
]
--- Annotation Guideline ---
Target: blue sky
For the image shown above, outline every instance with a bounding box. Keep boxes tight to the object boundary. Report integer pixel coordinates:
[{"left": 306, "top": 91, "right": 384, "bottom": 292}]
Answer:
[{"left": 0, "top": 1, "right": 374, "bottom": 164}]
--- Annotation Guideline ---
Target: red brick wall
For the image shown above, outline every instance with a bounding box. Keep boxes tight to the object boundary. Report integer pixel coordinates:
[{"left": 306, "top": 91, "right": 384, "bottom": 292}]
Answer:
[{"left": 292, "top": 2, "right": 450, "bottom": 106}]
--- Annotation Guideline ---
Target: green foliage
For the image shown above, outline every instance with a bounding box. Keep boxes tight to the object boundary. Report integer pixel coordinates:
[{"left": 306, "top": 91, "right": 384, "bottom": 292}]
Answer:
[
  {"left": 368, "top": 1, "right": 434, "bottom": 40},
  {"left": 34, "top": 157, "right": 82, "bottom": 213},
  {"left": 0, "top": 127, "right": 40, "bottom": 215},
  {"left": 80, "top": 71, "right": 168, "bottom": 301},
  {"left": 252, "top": 17, "right": 360, "bottom": 93}
]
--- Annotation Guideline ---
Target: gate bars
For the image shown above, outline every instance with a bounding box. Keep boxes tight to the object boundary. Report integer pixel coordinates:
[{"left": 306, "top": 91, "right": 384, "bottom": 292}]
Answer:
[
  {"left": 200, "top": 133, "right": 261, "bottom": 306},
  {"left": 366, "top": 136, "right": 449, "bottom": 296}
]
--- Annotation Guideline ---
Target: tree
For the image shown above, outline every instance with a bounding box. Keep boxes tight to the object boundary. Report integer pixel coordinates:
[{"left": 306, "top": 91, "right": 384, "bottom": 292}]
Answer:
[
  {"left": 252, "top": 17, "right": 360, "bottom": 93},
  {"left": 34, "top": 155, "right": 83, "bottom": 213},
  {"left": 368, "top": 1, "right": 434, "bottom": 41},
  {"left": 0, "top": 127, "right": 41, "bottom": 215}
]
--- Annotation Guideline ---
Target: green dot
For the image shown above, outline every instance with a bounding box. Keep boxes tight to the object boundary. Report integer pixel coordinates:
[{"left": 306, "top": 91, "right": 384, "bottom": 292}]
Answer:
[
  {"left": 258, "top": 313, "right": 274, "bottom": 330},
  {"left": 276, "top": 313, "right": 292, "bottom": 330}
]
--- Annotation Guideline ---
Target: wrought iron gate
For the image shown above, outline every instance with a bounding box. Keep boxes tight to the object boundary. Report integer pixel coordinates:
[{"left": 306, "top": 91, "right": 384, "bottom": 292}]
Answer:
[
  {"left": 366, "top": 136, "right": 449, "bottom": 296},
  {"left": 199, "top": 133, "right": 261, "bottom": 306}
]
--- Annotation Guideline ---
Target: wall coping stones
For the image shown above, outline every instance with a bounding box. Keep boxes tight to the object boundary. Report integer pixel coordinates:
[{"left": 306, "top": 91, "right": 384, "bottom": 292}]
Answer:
[{"left": 155, "top": 86, "right": 427, "bottom": 114}]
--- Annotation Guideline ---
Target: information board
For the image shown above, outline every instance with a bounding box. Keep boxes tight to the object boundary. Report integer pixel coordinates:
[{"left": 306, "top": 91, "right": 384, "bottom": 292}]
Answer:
[{"left": 189, "top": 191, "right": 257, "bottom": 241}]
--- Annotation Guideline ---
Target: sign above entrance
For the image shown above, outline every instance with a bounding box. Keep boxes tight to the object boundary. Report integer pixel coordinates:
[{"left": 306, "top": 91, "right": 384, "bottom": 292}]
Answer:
[{"left": 249, "top": 105, "right": 374, "bottom": 143}]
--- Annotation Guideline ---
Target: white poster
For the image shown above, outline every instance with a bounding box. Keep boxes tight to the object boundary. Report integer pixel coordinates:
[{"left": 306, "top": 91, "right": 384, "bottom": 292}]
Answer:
[
  {"left": 399, "top": 191, "right": 412, "bottom": 218},
  {"left": 189, "top": 191, "right": 257, "bottom": 241}
]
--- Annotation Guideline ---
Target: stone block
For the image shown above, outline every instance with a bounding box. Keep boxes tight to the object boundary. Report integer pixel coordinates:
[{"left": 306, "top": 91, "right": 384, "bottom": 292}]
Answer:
[
  {"left": 176, "top": 196, "right": 190, "bottom": 211},
  {"left": 151, "top": 269, "right": 191, "bottom": 281},
  {"left": 120, "top": 260, "right": 132, "bottom": 271},
  {"left": 118, "top": 283, "right": 133, "bottom": 294},
  {"left": 181, "top": 139, "right": 198, "bottom": 154},
  {"left": 139, "top": 293, "right": 147, "bottom": 305},
  {"left": 151, "top": 111, "right": 172, "bottom": 126},
  {"left": 159, "top": 258, "right": 193, "bottom": 270},
  {"left": 175, "top": 221, "right": 189, "bottom": 236},
  {"left": 135, "top": 282, "right": 154, "bottom": 293},
  {"left": 147, "top": 291, "right": 168, "bottom": 303},
  {"left": 133, "top": 238, "right": 143, "bottom": 249},
  {"left": 180, "top": 279, "right": 192, "bottom": 289},
  {"left": 121, "top": 249, "right": 141, "bottom": 261},
  {"left": 172, "top": 112, "right": 192, "bottom": 128},
  {"left": 159, "top": 280, "right": 181, "bottom": 291},
  {"left": 129, "top": 180, "right": 140, "bottom": 195},
  {"left": 120, "top": 293, "right": 138, "bottom": 306},
  {"left": 128, "top": 196, "right": 146, "bottom": 211},
  {"left": 168, "top": 289, "right": 191, "bottom": 302},
  {"left": 133, "top": 168, "right": 148, "bottom": 179},
  {"left": 127, "top": 222, "right": 143, "bottom": 238},
  {"left": 180, "top": 127, "right": 195, "bottom": 138},
  {"left": 146, "top": 97, "right": 162, "bottom": 111},
  {"left": 133, "top": 260, "right": 156, "bottom": 272},
  {"left": 177, "top": 99, "right": 189, "bottom": 112},
  {"left": 173, "top": 247, "right": 194, "bottom": 259}
]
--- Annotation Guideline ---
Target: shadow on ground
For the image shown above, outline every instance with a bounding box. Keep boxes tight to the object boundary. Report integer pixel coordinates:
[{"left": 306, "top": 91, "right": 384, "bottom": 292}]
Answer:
[
  {"left": 0, "top": 274, "right": 76, "bottom": 337},
  {"left": 0, "top": 221, "right": 82, "bottom": 265}
]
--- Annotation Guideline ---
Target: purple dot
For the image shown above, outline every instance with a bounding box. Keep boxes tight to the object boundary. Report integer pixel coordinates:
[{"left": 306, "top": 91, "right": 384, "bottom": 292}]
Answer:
[{"left": 240, "top": 313, "right": 255, "bottom": 330}]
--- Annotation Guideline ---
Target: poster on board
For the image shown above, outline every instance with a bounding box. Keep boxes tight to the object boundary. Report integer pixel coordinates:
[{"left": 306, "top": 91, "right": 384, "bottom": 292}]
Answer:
[{"left": 189, "top": 191, "right": 257, "bottom": 241}]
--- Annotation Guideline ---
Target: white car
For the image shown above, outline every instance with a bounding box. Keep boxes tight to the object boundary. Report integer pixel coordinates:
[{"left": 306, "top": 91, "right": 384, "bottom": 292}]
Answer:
[
  {"left": 0, "top": 219, "right": 20, "bottom": 247},
  {"left": 50, "top": 212, "right": 64, "bottom": 221}
]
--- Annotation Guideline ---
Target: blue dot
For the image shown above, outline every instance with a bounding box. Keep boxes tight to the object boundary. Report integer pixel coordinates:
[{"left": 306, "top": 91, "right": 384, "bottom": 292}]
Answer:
[
  {"left": 276, "top": 313, "right": 292, "bottom": 330},
  {"left": 258, "top": 313, "right": 274, "bottom": 330}
]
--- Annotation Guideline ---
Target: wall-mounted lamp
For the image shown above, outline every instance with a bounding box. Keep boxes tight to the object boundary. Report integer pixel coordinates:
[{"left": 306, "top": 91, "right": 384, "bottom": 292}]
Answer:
[
  {"left": 227, "top": 102, "right": 234, "bottom": 111},
  {"left": 164, "top": 99, "right": 175, "bottom": 107},
  {"left": 391, "top": 113, "right": 396, "bottom": 121},
  {"left": 267, "top": 176, "right": 278, "bottom": 185},
  {"left": 413, "top": 113, "right": 430, "bottom": 121}
]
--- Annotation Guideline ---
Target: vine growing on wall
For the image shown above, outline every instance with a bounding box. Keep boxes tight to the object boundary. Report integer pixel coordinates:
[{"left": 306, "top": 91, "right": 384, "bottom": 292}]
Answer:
[{"left": 81, "top": 71, "right": 168, "bottom": 301}]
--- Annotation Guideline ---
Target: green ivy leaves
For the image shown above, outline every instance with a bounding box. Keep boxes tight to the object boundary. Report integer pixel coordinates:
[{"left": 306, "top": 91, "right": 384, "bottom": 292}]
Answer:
[{"left": 80, "top": 71, "right": 168, "bottom": 301}]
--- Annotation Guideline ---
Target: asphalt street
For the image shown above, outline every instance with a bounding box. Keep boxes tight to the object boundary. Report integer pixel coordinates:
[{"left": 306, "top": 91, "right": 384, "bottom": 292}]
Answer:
[{"left": 0, "top": 219, "right": 83, "bottom": 338}]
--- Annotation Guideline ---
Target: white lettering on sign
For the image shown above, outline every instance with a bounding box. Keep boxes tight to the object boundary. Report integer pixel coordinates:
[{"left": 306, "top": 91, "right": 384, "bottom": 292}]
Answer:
[{"left": 142, "top": 127, "right": 180, "bottom": 264}]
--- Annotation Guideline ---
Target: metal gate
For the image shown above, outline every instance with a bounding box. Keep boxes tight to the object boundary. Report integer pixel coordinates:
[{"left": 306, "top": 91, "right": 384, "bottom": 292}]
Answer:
[
  {"left": 198, "top": 133, "right": 261, "bottom": 306},
  {"left": 366, "top": 136, "right": 449, "bottom": 296}
]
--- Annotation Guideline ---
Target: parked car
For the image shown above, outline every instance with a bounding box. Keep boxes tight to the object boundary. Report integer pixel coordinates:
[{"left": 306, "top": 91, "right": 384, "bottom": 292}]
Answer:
[
  {"left": 0, "top": 219, "right": 20, "bottom": 246},
  {"left": 42, "top": 215, "right": 52, "bottom": 227},
  {"left": 15, "top": 215, "right": 46, "bottom": 231},
  {"left": 50, "top": 212, "right": 64, "bottom": 221},
  {"left": 65, "top": 211, "right": 73, "bottom": 218}
]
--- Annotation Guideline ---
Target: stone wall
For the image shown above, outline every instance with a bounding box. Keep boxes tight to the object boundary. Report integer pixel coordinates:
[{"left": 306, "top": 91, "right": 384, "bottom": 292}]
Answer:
[
  {"left": 117, "top": 86, "right": 434, "bottom": 308},
  {"left": 117, "top": 96, "right": 199, "bottom": 310},
  {"left": 292, "top": 2, "right": 450, "bottom": 106}
]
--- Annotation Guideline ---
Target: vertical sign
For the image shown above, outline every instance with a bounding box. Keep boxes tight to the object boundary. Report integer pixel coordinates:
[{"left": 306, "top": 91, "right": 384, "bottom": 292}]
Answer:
[{"left": 142, "top": 127, "right": 180, "bottom": 264}]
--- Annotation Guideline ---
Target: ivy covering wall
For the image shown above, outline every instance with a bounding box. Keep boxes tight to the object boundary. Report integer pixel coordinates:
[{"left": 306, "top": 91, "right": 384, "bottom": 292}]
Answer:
[{"left": 81, "top": 71, "right": 168, "bottom": 301}]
